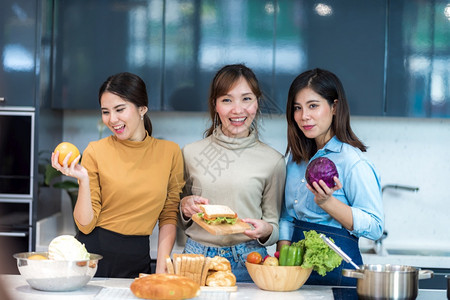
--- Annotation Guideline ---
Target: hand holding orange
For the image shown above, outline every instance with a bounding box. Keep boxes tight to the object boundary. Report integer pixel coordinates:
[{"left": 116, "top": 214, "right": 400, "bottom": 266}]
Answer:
[{"left": 54, "top": 142, "right": 80, "bottom": 165}]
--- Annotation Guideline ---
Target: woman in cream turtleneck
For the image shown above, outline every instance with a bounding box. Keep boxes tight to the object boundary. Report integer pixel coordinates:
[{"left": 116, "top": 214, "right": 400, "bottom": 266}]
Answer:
[{"left": 179, "top": 64, "right": 286, "bottom": 282}]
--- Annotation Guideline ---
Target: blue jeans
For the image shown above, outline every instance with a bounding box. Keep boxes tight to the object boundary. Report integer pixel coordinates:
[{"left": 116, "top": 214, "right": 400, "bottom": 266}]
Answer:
[
  {"left": 292, "top": 220, "right": 362, "bottom": 286},
  {"left": 183, "top": 238, "right": 268, "bottom": 282}
]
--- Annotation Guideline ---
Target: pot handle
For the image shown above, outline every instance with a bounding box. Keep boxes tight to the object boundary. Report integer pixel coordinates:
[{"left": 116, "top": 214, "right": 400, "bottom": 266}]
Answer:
[
  {"left": 418, "top": 270, "right": 433, "bottom": 280},
  {"left": 342, "top": 269, "right": 364, "bottom": 279}
]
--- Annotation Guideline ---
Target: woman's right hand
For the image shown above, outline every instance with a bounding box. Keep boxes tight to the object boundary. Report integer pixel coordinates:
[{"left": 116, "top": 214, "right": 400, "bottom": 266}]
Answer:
[
  {"left": 51, "top": 150, "right": 88, "bottom": 180},
  {"left": 180, "top": 195, "right": 209, "bottom": 219}
]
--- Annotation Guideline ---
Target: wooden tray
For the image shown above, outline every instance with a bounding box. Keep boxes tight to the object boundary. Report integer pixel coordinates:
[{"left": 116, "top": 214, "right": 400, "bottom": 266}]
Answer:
[{"left": 192, "top": 214, "right": 251, "bottom": 235}]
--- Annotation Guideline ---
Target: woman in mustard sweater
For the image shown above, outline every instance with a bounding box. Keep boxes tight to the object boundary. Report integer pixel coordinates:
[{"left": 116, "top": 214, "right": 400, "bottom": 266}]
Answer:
[{"left": 51, "top": 72, "right": 184, "bottom": 278}]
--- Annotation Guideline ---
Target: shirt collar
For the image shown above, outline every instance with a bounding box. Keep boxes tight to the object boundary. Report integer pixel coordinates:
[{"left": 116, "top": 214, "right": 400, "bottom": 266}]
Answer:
[
  {"left": 314, "top": 136, "right": 343, "bottom": 159},
  {"left": 324, "top": 136, "right": 343, "bottom": 153}
]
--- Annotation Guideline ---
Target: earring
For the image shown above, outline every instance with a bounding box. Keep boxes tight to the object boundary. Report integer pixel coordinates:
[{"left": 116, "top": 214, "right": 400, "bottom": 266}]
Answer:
[{"left": 140, "top": 115, "right": 144, "bottom": 121}]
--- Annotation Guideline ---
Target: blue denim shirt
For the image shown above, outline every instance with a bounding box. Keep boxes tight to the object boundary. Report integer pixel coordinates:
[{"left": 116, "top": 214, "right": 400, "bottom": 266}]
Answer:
[{"left": 279, "top": 136, "right": 384, "bottom": 241}]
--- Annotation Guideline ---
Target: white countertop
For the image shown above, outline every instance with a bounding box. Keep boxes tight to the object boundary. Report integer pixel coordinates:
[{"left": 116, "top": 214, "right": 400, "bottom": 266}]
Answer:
[{"left": 1, "top": 274, "right": 445, "bottom": 300}]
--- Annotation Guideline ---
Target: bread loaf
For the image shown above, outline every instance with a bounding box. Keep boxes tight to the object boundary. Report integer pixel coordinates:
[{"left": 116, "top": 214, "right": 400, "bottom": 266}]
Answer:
[
  {"left": 164, "top": 254, "right": 236, "bottom": 287},
  {"left": 130, "top": 273, "right": 200, "bottom": 300}
]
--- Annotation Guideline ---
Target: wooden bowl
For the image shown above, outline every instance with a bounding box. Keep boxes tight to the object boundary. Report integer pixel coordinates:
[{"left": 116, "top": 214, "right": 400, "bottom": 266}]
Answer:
[{"left": 245, "top": 261, "right": 313, "bottom": 291}]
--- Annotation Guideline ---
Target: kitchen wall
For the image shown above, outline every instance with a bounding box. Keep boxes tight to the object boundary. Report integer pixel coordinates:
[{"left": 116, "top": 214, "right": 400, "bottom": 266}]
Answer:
[{"left": 62, "top": 111, "right": 450, "bottom": 251}]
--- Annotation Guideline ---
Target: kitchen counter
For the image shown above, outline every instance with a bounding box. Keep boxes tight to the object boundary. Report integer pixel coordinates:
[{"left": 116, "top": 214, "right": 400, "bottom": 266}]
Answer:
[{"left": 1, "top": 274, "right": 446, "bottom": 300}]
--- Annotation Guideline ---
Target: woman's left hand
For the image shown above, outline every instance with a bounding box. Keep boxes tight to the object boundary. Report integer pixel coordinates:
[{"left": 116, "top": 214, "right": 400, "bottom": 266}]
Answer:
[
  {"left": 307, "top": 176, "right": 342, "bottom": 206},
  {"left": 241, "top": 218, "right": 272, "bottom": 242},
  {"left": 155, "top": 261, "right": 166, "bottom": 274}
]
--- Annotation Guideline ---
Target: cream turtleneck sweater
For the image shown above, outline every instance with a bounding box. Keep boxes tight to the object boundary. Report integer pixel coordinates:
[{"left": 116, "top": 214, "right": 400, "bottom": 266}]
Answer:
[{"left": 180, "top": 126, "right": 286, "bottom": 247}]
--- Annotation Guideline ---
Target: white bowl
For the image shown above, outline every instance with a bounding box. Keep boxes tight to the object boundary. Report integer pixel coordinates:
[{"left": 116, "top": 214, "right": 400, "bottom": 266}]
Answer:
[{"left": 13, "top": 252, "right": 102, "bottom": 291}]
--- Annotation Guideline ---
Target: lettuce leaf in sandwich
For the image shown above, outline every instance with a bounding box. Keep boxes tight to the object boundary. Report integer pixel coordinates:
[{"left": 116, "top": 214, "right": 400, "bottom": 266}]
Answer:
[{"left": 197, "top": 213, "right": 237, "bottom": 225}]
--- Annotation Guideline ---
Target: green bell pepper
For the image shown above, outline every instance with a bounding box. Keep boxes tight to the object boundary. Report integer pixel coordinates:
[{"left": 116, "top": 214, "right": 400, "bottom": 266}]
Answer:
[
  {"left": 278, "top": 244, "right": 290, "bottom": 266},
  {"left": 294, "top": 245, "right": 304, "bottom": 266},
  {"left": 279, "top": 244, "right": 304, "bottom": 266},
  {"left": 285, "top": 245, "right": 298, "bottom": 266}
]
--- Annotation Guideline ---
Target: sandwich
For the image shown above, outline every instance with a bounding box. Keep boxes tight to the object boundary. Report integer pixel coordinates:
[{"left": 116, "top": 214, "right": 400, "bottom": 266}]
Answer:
[{"left": 197, "top": 205, "right": 238, "bottom": 225}]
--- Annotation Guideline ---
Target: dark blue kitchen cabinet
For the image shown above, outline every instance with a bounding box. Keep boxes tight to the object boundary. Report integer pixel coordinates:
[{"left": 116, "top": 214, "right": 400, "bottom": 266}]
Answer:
[
  {"left": 52, "top": 0, "right": 164, "bottom": 110},
  {"left": 49, "top": 0, "right": 449, "bottom": 117},
  {"left": 163, "top": 0, "right": 277, "bottom": 113},
  {"left": 272, "top": 0, "right": 386, "bottom": 116},
  {"left": 161, "top": 0, "right": 386, "bottom": 116},
  {"left": 303, "top": 0, "right": 387, "bottom": 116},
  {"left": 162, "top": 0, "right": 204, "bottom": 111},
  {"left": 273, "top": 0, "right": 449, "bottom": 117},
  {"left": 386, "top": 1, "right": 450, "bottom": 117},
  {"left": 0, "top": 0, "right": 38, "bottom": 107}
]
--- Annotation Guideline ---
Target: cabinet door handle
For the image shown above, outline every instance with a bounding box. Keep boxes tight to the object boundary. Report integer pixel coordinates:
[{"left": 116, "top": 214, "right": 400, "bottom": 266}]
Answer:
[
  {"left": 0, "top": 97, "right": 5, "bottom": 102},
  {"left": 0, "top": 232, "right": 28, "bottom": 237}
]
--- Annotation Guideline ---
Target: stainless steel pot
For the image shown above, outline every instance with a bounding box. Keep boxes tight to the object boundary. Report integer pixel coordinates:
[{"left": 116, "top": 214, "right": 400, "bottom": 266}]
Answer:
[{"left": 343, "top": 264, "right": 433, "bottom": 300}]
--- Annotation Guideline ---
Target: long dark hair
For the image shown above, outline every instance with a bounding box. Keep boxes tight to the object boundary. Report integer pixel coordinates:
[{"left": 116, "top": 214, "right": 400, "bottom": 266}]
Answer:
[
  {"left": 204, "top": 64, "right": 262, "bottom": 137},
  {"left": 286, "top": 68, "right": 366, "bottom": 164},
  {"left": 98, "top": 72, "right": 152, "bottom": 135}
]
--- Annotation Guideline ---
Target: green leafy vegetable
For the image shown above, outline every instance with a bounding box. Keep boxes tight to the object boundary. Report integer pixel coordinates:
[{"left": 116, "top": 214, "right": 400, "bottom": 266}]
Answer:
[
  {"left": 292, "top": 230, "right": 342, "bottom": 276},
  {"left": 197, "top": 213, "right": 237, "bottom": 225}
]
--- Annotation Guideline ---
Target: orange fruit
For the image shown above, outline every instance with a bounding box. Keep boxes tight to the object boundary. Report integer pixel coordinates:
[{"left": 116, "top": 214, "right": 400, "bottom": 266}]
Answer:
[
  {"left": 28, "top": 254, "right": 48, "bottom": 260},
  {"left": 54, "top": 142, "right": 80, "bottom": 165}
]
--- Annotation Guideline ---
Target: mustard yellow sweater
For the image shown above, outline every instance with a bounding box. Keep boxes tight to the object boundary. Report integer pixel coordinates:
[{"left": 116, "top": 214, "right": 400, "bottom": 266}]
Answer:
[{"left": 76, "top": 134, "right": 184, "bottom": 236}]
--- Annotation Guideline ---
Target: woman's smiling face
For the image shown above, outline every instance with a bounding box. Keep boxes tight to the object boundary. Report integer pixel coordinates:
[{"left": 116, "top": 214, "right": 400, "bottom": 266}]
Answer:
[
  {"left": 100, "top": 92, "right": 147, "bottom": 141},
  {"left": 215, "top": 77, "right": 258, "bottom": 138},
  {"left": 293, "top": 87, "right": 336, "bottom": 149}
]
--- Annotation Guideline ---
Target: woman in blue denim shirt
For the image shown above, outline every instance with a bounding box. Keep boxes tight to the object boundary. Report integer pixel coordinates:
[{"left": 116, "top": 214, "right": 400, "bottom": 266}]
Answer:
[
  {"left": 178, "top": 64, "right": 286, "bottom": 282},
  {"left": 278, "top": 68, "right": 384, "bottom": 286}
]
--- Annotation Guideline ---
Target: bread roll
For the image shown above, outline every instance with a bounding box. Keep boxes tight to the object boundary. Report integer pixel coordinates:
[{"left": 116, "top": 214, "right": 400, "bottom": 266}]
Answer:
[
  {"left": 209, "top": 256, "right": 231, "bottom": 271},
  {"left": 130, "top": 273, "right": 200, "bottom": 300},
  {"left": 205, "top": 270, "right": 236, "bottom": 287}
]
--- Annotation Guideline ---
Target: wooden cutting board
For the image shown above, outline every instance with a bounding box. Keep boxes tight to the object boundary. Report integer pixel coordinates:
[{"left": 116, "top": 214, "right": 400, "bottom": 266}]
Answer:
[{"left": 192, "top": 214, "right": 251, "bottom": 235}]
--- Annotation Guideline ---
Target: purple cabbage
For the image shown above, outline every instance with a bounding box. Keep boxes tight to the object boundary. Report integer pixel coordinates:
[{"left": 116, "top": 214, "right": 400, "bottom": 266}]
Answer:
[{"left": 305, "top": 157, "right": 338, "bottom": 188}]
